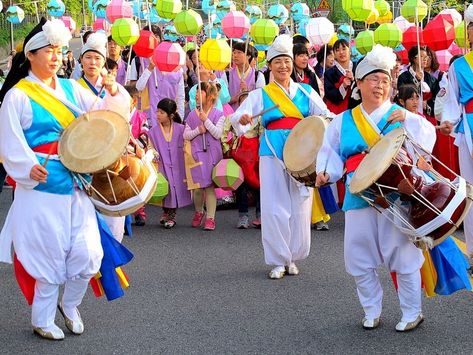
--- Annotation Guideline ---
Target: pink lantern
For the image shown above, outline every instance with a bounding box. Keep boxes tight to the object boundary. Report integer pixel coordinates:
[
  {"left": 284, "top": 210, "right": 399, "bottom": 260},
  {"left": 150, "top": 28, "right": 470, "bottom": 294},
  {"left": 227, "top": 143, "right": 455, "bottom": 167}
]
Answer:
[
  {"left": 152, "top": 42, "right": 185, "bottom": 72},
  {"left": 93, "top": 18, "right": 110, "bottom": 32},
  {"left": 449, "top": 42, "right": 464, "bottom": 56},
  {"left": 134, "top": 30, "right": 159, "bottom": 58},
  {"left": 221, "top": 11, "right": 250, "bottom": 39},
  {"left": 106, "top": 0, "right": 133, "bottom": 23},
  {"left": 423, "top": 13, "right": 455, "bottom": 51},
  {"left": 393, "top": 16, "right": 413, "bottom": 33},
  {"left": 436, "top": 49, "right": 452, "bottom": 71},
  {"left": 61, "top": 16, "right": 76, "bottom": 33}
]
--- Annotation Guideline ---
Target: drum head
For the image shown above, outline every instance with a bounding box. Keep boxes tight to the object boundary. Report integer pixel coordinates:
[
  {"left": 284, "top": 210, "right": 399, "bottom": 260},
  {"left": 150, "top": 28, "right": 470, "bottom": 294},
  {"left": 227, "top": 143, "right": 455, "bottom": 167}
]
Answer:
[
  {"left": 349, "top": 127, "right": 406, "bottom": 194},
  {"left": 283, "top": 116, "right": 328, "bottom": 174},
  {"left": 59, "top": 110, "right": 130, "bottom": 173}
]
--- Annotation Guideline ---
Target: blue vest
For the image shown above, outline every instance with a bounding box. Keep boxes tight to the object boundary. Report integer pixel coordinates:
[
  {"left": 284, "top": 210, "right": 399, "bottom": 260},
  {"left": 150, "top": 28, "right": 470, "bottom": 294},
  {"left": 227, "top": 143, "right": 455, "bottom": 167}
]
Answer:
[
  {"left": 259, "top": 83, "right": 311, "bottom": 159},
  {"left": 451, "top": 57, "right": 473, "bottom": 136},
  {"left": 340, "top": 104, "right": 401, "bottom": 211},
  {"left": 22, "top": 79, "right": 84, "bottom": 195}
]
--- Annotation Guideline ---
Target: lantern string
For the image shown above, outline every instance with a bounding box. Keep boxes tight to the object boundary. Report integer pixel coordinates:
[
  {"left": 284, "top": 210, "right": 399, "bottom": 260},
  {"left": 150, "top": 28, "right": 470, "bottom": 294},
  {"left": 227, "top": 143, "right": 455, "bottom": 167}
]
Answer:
[
  {"left": 193, "top": 34, "right": 207, "bottom": 152},
  {"left": 241, "top": 34, "right": 251, "bottom": 81},
  {"left": 415, "top": 6, "right": 423, "bottom": 111}
]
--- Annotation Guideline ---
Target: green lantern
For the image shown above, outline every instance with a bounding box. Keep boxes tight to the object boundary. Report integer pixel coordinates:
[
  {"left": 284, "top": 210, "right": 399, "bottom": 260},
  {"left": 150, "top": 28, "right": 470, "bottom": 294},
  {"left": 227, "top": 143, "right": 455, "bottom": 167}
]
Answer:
[
  {"left": 455, "top": 21, "right": 470, "bottom": 48},
  {"left": 374, "top": 0, "right": 390, "bottom": 17},
  {"left": 250, "top": 19, "right": 279, "bottom": 45},
  {"left": 199, "top": 39, "right": 232, "bottom": 71},
  {"left": 400, "top": 0, "right": 427, "bottom": 23},
  {"left": 374, "top": 23, "right": 402, "bottom": 48},
  {"left": 342, "top": 0, "right": 374, "bottom": 22},
  {"left": 183, "top": 42, "right": 196, "bottom": 52},
  {"left": 156, "top": 0, "right": 182, "bottom": 20},
  {"left": 355, "top": 30, "right": 374, "bottom": 54},
  {"left": 174, "top": 9, "right": 203, "bottom": 36},
  {"left": 148, "top": 172, "right": 169, "bottom": 205},
  {"left": 111, "top": 18, "right": 140, "bottom": 46}
]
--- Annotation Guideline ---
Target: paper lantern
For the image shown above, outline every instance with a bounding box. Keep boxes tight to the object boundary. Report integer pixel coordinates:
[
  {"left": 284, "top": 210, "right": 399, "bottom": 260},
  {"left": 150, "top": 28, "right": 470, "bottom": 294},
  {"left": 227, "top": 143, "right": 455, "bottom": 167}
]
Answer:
[
  {"left": 250, "top": 19, "right": 279, "bottom": 45},
  {"left": 163, "top": 24, "right": 180, "bottom": 42},
  {"left": 436, "top": 50, "right": 453, "bottom": 72},
  {"left": 93, "top": 18, "right": 110, "bottom": 32},
  {"left": 267, "top": 4, "right": 289, "bottom": 25},
  {"left": 199, "top": 39, "right": 231, "bottom": 70},
  {"left": 351, "top": 44, "right": 363, "bottom": 63},
  {"left": 216, "top": 0, "right": 236, "bottom": 21},
  {"left": 88, "top": 0, "right": 94, "bottom": 11},
  {"left": 133, "top": 30, "right": 159, "bottom": 58},
  {"left": 328, "top": 33, "right": 338, "bottom": 46},
  {"left": 106, "top": 0, "right": 133, "bottom": 23},
  {"left": 377, "top": 10, "right": 392, "bottom": 24},
  {"left": 94, "top": 0, "right": 110, "bottom": 19},
  {"left": 148, "top": 172, "right": 169, "bottom": 205},
  {"left": 306, "top": 18, "right": 335, "bottom": 46},
  {"left": 440, "top": 9, "right": 462, "bottom": 26},
  {"left": 449, "top": 42, "right": 464, "bottom": 56},
  {"left": 374, "top": 0, "right": 389, "bottom": 16},
  {"left": 355, "top": 30, "right": 374, "bottom": 54},
  {"left": 212, "top": 159, "right": 244, "bottom": 191},
  {"left": 401, "top": 0, "right": 427, "bottom": 23},
  {"left": 291, "top": 3, "right": 310, "bottom": 22},
  {"left": 337, "top": 23, "right": 354, "bottom": 41},
  {"left": 455, "top": 21, "right": 470, "bottom": 49},
  {"left": 152, "top": 42, "right": 185, "bottom": 72},
  {"left": 174, "top": 9, "right": 203, "bottom": 36},
  {"left": 374, "top": 23, "right": 402, "bottom": 48},
  {"left": 366, "top": 8, "right": 379, "bottom": 25},
  {"left": 393, "top": 16, "right": 414, "bottom": 33},
  {"left": 201, "top": 0, "right": 217, "bottom": 15},
  {"left": 61, "top": 16, "right": 76, "bottom": 33},
  {"left": 394, "top": 44, "right": 408, "bottom": 65},
  {"left": 221, "top": 11, "right": 250, "bottom": 39},
  {"left": 183, "top": 42, "right": 196, "bottom": 52},
  {"left": 130, "top": 0, "right": 148, "bottom": 19},
  {"left": 204, "top": 23, "right": 222, "bottom": 39},
  {"left": 402, "top": 26, "right": 424, "bottom": 51},
  {"left": 423, "top": 14, "right": 455, "bottom": 51},
  {"left": 342, "top": 0, "right": 374, "bottom": 22},
  {"left": 245, "top": 5, "right": 262, "bottom": 25},
  {"left": 111, "top": 18, "right": 140, "bottom": 46},
  {"left": 47, "top": 0, "right": 65, "bottom": 18},
  {"left": 296, "top": 18, "right": 309, "bottom": 37},
  {"left": 156, "top": 0, "right": 182, "bottom": 19},
  {"left": 6, "top": 5, "right": 25, "bottom": 24}
]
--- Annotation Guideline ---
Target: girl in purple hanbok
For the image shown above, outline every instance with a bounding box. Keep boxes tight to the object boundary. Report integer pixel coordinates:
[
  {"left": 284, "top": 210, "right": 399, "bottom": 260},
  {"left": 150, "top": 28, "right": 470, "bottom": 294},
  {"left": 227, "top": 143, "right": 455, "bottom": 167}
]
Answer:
[
  {"left": 148, "top": 99, "right": 192, "bottom": 228},
  {"left": 183, "top": 82, "right": 224, "bottom": 231}
]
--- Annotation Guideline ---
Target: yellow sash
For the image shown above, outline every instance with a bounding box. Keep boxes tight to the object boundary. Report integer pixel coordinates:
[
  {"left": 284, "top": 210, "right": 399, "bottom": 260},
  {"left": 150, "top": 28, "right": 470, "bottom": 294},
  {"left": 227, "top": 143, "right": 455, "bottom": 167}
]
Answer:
[
  {"left": 76, "top": 77, "right": 90, "bottom": 91},
  {"left": 263, "top": 82, "right": 304, "bottom": 119},
  {"left": 464, "top": 51, "right": 473, "bottom": 69},
  {"left": 15, "top": 79, "right": 75, "bottom": 129},
  {"left": 351, "top": 105, "right": 381, "bottom": 148}
]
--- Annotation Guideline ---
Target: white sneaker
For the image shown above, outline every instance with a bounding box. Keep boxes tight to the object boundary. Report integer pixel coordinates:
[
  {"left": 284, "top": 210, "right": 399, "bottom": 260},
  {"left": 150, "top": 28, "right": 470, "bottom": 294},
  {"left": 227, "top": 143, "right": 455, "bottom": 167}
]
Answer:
[
  {"left": 33, "top": 324, "right": 65, "bottom": 340},
  {"left": 237, "top": 215, "right": 250, "bottom": 229},
  {"left": 268, "top": 266, "right": 285, "bottom": 279},
  {"left": 287, "top": 262, "right": 300, "bottom": 275},
  {"left": 362, "top": 317, "right": 380, "bottom": 330},
  {"left": 396, "top": 314, "right": 424, "bottom": 332}
]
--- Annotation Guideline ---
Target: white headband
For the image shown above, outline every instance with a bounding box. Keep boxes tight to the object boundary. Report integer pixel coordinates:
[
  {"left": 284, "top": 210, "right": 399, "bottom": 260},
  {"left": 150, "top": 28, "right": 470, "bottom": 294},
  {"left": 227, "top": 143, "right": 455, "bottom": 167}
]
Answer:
[
  {"left": 24, "top": 19, "right": 71, "bottom": 54},
  {"left": 355, "top": 44, "right": 396, "bottom": 80},
  {"left": 80, "top": 32, "right": 107, "bottom": 59}
]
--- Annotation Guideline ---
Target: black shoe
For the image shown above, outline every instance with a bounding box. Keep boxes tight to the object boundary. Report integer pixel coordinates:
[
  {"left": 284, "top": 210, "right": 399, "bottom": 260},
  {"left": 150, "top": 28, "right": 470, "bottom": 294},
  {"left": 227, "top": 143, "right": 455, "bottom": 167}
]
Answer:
[{"left": 134, "top": 215, "right": 145, "bottom": 226}]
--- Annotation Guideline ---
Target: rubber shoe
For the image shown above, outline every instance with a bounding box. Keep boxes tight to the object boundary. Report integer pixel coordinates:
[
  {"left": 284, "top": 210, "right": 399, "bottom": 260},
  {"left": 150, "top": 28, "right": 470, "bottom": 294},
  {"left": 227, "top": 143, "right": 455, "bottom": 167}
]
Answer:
[
  {"left": 58, "top": 303, "right": 84, "bottom": 335},
  {"left": 191, "top": 211, "right": 205, "bottom": 228},
  {"left": 362, "top": 317, "right": 380, "bottom": 330},
  {"left": 252, "top": 218, "right": 261, "bottom": 229},
  {"left": 159, "top": 212, "right": 168, "bottom": 225},
  {"left": 32, "top": 324, "right": 65, "bottom": 340},
  {"left": 396, "top": 314, "right": 424, "bottom": 332},
  {"left": 134, "top": 215, "right": 146, "bottom": 226},
  {"left": 203, "top": 218, "right": 216, "bottom": 231},
  {"left": 286, "top": 262, "right": 299, "bottom": 275},
  {"left": 237, "top": 215, "right": 250, "bottom": 229},
  {"left": 315, "top": 221, "right": 329, "bottom": 231},
  {"left": 268, "top": 266, "right": 285, "bottom": 279}
]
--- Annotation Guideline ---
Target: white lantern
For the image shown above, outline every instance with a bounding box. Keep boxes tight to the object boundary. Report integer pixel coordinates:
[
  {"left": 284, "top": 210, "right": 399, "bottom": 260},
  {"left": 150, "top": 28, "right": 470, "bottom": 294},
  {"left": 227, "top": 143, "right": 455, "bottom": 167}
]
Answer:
[
  {"left": 439, "top": 8, "right": 462, "bottom": 27},
  {"left": 306, "top": 17, "right": 334, "bottom": 46},
  {"left": 393, "top": 16, "right": 414, "bottom": 33}
]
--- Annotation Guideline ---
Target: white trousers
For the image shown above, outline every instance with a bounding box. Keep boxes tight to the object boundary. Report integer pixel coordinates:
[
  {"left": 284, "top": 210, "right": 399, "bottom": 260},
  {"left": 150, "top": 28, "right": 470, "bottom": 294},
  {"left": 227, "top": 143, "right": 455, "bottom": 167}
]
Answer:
[
  {"left": 101, "top": 215, "right": 126, "bottom": 243},
  {"left": 345, "top": 208, "right": 424, "bottom": 322},
  {"left": 260, "top": 157, "right": 313, "bottom": 266},
  {"left": 458, "top": 137, "right": 473, "bottom": 260}
]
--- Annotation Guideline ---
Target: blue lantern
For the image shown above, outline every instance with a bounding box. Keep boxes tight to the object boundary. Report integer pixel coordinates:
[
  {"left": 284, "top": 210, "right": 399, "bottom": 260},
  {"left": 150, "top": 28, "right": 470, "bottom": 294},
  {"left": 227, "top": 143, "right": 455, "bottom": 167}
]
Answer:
[
  {"left": 201, "top": 0, "right": 217, "bottom": 15},
  {"left": 163, "top": 25, "right": 180, "bottom": 42},
  {"left": 297, "top": 17, "right": 309, "bottom": 37},
  {"left": 204, "top": 23, "right": 222, "bottom": 39},
  {"left": 290, "top": 3, "right": 310, "bottom": 23},
  {"left": 6, "top": 5, "right": 25, "bottom": 24},
  {"left": 94, "top": 0, "right": 111, "bottom": 19},
  {"left": 337, "top": 23, "right": 355, "bottom": 41},
  {"left": 47, "top": 0, "right": 66, "bottom": 18},
  {"left": 216, "top": 0, "right": 236, "bottom": 21},
  {"left": 254, "top": 43, "right": 269, "bottom": 52},
  {"left": 88, "top": 0, "right": 94, "bottom": 11},
  {"left": 267, "top": 4, "right": 289, "bottom": 25},
  {"left": 245, "top": 5, "right": 262, "bottom": 25}
]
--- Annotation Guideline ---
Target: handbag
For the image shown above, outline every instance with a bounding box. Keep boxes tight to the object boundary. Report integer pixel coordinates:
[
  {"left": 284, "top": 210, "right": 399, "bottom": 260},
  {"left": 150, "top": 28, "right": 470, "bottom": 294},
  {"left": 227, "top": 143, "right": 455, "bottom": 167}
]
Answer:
[{"left": 230, "top": 134, "right": 260, "bottom": 189}]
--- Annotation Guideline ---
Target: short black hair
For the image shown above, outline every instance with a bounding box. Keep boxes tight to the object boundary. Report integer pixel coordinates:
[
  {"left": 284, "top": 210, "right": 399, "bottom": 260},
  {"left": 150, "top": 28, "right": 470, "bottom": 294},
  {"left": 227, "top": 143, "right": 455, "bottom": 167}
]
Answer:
[
  {"left": 143, "top": 24, "right": 162, "bottom": 42},
  {"left": 293, "top": 34, "right": 310, "bottom": 45},
  {"left": 232, "top": 41, "right": 258, "bottom": 60},
  {"left": 316, "top": 45, "right": 333, "bottom": 64},
  {"left": 333, "top": 39, "right": 349, "bottom": 51},
  {"left": 293, "top": 43, "right": 309, "bottom": 57},
  {"left": 106, "top": 58, "right": 118, "bottom": 70}
]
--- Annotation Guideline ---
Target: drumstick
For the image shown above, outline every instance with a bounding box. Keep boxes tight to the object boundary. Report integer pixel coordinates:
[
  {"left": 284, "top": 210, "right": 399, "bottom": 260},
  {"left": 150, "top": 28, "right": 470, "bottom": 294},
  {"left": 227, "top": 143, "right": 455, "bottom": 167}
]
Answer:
[
  {"left": 41, "top": 141, "right": 58, "bottom": 168},
  {"left": 379, "top": 120, "right": 391, "bottom": 135},
  {"left": 249, "top": 104, "right": 280, "bottom": 120}
]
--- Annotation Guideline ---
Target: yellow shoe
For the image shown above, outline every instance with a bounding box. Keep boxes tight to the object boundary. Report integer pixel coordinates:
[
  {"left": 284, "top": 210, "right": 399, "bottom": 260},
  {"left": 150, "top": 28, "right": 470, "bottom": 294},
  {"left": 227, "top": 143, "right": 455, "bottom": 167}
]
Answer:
[
  {"left": 33, "top": 325, "right": 65, "bottom": 340},
  {"left": 58, "top": 303, "right": 84, "bottom": 335}
]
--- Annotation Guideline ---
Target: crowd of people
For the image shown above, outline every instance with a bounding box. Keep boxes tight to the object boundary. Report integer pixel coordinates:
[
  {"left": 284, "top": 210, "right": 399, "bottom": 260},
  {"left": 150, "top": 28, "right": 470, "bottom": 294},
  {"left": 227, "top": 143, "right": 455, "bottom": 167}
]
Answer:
[{"left": 0, "top": 16, "right": 472, "bottom": 340}]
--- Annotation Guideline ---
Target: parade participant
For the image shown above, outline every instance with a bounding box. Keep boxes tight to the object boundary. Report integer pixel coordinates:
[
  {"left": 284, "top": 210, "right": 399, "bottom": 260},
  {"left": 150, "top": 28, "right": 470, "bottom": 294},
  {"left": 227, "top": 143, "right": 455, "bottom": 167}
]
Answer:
[
  {"left": 77, "top": 33, "right": 131, "bottom": 242},
  {"left": 231, "top": 34, "right": 334, "bottom": 279},
  {"left": 148, "top": 98, "right": 192, "bottom": 228},
  {"left": 70, "top": 30, "right": 94, "bottom": 81},
  {"left": 0, "top": 18, "right": 130, "bottom": 340},
  {"left": 440, "top": 12, "right": 473, "bottom": 271},
  {"left": 290, "top": 43, "right": 320, "bottom": 95},
  {"left": 223, "top": 41, "right": 266, "bottom": 110},
  {"left": 316, "top": 45, "right": 436, "bottom": 331},
  {"left": 323, "top": 39, "right": 355, "bottom": 114},
  {"left": 184, "top": 82, "right": 224, "bottom": 231},
  {"left": 107, "top": 35, "right": 127, "bottom": 86},
  {"left": 314, "top": 45, "right": 334, "bottom": 80}
]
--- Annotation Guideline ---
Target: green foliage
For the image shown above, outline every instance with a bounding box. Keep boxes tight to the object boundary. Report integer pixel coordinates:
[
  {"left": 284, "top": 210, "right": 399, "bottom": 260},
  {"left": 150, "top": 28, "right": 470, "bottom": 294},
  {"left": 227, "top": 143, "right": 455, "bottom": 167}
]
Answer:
[
  {"left": 0, "top": 21, "right": 35, "bottom": 49},
  {"left": 330, "top": 0, "right": 348, "bottom": 24}
]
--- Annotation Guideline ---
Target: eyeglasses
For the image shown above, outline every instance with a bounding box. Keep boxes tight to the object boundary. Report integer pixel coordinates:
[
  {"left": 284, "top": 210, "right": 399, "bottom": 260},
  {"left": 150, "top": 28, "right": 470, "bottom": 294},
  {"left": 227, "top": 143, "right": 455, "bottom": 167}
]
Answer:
[{"left": 364, "top": 76, "right": 391, "bottom": 87}]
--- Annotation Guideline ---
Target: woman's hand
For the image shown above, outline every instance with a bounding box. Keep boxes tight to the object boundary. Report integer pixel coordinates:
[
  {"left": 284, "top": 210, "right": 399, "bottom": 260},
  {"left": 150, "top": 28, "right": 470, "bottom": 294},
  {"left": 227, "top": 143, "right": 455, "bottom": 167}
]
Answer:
[
  {"left": 30, "top": 164, "right": 48, "bottom": 183},
  {"left": 238, "top": 114, "right": 253, "bottom": 125},
  {"left": 198, "top": 125, "right": 207, "bottom": 134},
  {"left": 438, "top": 121, "right": 454, "bottom": 135},
  {"left": 387, "top": 109, "right": 406, "bottom": 124},
  {"left": 315, "top": 172, "right": 330, "bottom": 187},
  {"left": 102, "top": 71, "right": 118, "bottom": 96}
]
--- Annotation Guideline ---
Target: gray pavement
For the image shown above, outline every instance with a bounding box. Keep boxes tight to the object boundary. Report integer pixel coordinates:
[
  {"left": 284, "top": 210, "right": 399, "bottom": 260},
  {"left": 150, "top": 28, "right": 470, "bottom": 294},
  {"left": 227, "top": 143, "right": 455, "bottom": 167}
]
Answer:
[{"left": 0, "top": 189, "right": 472, "bottom": 354}]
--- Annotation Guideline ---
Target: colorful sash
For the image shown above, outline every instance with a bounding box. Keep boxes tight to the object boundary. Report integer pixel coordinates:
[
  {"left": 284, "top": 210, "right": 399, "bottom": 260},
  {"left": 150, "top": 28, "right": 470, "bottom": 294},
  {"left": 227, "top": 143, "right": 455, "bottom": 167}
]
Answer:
[
  {"left": 15, "top": 79, "right": 75, "bottom": 129},
  {"left": 77, "top": 76, "right": 105, "bottom": 98},
  {"left": 262, "top": 82, "right": 304, "bottom": 119},
  {"left": 351, "top": 105, "right": 381, "bottom": 148}
]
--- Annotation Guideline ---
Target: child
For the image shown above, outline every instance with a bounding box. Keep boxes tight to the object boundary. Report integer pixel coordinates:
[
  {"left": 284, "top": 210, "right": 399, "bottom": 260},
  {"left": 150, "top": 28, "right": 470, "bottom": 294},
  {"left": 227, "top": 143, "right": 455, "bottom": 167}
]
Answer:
[
  {"left": 125, "top": 85, "right": 149, "bottom": 226},
  {"left": 184, "top": 82, "right": 225, "bottom": 231},
  {"left": 397, "top": 84, "right": 421, "bottom": 114},
  {"left": 148, "top": 99, "right": 192, "bottom": 228}
]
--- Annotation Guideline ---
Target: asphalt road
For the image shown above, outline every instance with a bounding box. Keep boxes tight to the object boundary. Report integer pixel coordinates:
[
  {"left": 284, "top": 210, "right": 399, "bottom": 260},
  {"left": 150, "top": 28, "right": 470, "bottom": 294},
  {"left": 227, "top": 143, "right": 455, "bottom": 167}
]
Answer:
[{"left": 0, "top": 188, "right": 472, "bottom": 354}]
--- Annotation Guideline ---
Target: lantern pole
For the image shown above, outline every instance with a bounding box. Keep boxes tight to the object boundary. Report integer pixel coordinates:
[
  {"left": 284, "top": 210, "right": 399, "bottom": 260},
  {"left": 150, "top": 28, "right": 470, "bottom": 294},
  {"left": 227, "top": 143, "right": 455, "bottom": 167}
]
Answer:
[
  {"left": 415, "top": 6, "right": 423, "bottom": 114},
  {"left": 322, "top": 43, "right": 327, "bottom": 77},
  {"left": 464, "top": 3, "right": 468, "bottom": 55},
  {"left": 145, "top": 0, "right": 152, "bottom": 29},
  {"left": 9, "top": 0, "right": 14, "bottom": 53},
  {"left": 193, "top": 35, "right": 207, "bottom": 152},
  {"left": 241, "top": 33, "right": 250, "bottom": 80}
]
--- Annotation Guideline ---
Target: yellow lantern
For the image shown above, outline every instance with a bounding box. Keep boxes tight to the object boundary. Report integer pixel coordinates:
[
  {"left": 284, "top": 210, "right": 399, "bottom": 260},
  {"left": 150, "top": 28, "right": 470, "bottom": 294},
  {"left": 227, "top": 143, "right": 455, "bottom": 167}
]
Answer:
[
  {"left": 400, "top": 0, "right": 428, "bottom": 23},
  {"left": 328, "top": 33, "right": 338, "bottom": 46},
  {"left": 366, "top": 8, "right": 379, "bottom": 24},
  {"left": 199, "top": 39, "right": 232, "bottom": 71},
  {"left": 377, "top": 10, "right": 392, "bottom": 24}
]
